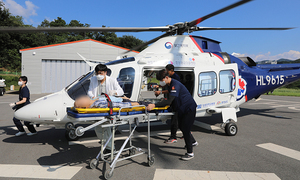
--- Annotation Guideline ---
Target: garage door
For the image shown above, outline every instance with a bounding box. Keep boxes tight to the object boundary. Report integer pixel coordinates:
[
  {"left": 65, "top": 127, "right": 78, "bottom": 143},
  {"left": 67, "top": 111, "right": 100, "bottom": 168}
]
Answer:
[{"left": 42, "top": 60, "right": 92, "bottom": 93}]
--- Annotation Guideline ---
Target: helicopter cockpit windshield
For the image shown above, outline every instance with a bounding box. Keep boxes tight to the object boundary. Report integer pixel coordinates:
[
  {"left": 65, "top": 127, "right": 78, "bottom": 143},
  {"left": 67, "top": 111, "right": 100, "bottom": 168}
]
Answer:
[
  {"left": 66, "top": 64, "right": 135, "bottom": 100},
  {"left": 66, "top": 71, "right": 94, "bottom": 100}
]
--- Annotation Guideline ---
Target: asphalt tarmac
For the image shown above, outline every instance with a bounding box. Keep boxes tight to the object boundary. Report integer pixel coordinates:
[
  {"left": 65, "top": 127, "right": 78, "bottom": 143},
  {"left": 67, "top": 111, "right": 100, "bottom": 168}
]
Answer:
[{"left": 0, "top": 92, "right": 300, "bottom": 180}]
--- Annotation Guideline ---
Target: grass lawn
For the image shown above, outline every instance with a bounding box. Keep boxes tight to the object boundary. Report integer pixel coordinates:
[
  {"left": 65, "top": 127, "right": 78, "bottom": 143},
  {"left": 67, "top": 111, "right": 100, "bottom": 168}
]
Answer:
[{"left": 265, "top": 88, "right": 300, "bottom": 97}]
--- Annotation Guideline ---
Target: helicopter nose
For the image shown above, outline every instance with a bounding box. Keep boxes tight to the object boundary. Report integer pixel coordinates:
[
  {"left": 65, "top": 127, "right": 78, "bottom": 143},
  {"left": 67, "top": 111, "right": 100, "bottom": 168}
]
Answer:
[
  {"left": 14, "top": 93, "right": 71, "bottom": 123},
  {"left": 14, "top": 99, "right": 58, "bottom": 122}
]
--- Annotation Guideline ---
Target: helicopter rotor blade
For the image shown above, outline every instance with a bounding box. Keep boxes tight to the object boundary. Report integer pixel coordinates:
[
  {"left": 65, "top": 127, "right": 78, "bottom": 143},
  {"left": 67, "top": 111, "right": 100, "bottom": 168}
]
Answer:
[
  {"left": 189, "top": 0, "right": 253, "bottom": 27},
  {"left": 194, "top": 27, "right": 294, "bottom": 31},
  {"left": 0, "top": 26, "right": 170, "bottom": 33},
  {"left": 123, "top": 31, "right": 173, "bottom": 54}
]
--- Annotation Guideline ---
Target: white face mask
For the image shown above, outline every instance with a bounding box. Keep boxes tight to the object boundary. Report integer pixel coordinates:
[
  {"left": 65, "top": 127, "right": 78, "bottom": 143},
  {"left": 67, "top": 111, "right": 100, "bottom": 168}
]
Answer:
[
  {"left": 159, "top": 80, "right": 166, "bottom": 86},
  {"left": 18, "top": 81, "right": 23, "bottom": 86},
  {"left": 97, "top": 75, "right": 105, "bottom": 81}
]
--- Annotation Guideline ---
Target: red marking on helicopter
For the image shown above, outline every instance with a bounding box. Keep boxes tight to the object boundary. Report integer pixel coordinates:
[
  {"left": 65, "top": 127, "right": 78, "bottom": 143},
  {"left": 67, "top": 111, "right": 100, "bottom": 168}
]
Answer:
[
  {"left": 189, "top": 35, "right": 204, "bottom": 53},
  {"left": 212, "top": 53, "right": 225, "bottom": 63},
  {"left": 196, "top": 18, "right": 203, "bottom": 25}
]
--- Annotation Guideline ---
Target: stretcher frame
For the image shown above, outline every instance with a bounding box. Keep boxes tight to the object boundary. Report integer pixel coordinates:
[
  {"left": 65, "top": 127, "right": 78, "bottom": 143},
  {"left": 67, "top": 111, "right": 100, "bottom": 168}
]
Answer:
[{"left": 67, "top": 105, "right": 173, "bottom": 179}]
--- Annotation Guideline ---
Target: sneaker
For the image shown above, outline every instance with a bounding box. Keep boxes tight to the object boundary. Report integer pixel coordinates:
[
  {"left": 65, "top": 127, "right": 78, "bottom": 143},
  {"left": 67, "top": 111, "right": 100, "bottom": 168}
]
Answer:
[
  {"left": 184, "top": 141, "right": 198, "bottom": 149},
  {"left": 164, "top": 138, "right": 177, "bottom": 144},
  {"left": 181, "top": 153, "right": 194, "bottom": 161},
  {"left": 27, "top": 132, "right": 37, "bottom": 136},
  {"left": 15, "top": 131, "right": 26, "bottom": 136}
]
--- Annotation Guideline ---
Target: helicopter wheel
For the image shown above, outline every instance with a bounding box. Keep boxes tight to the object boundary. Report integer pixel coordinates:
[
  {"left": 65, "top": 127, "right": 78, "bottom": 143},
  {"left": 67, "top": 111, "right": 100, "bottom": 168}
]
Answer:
[
  {"left": 65, "top": 129, "right": 79, "bottom": 141},
  {"left": 225, "top": 122, "right": 238, "bottom": 136}
]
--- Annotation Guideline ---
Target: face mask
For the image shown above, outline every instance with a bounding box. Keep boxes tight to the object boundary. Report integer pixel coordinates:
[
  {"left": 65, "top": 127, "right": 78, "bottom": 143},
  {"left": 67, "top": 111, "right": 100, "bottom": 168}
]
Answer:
[
  {"left": 97, "top": 75, "right": 105, "bottom": 81},
  {"left": 159, "top": 80, "right": 166, "bottom": 86},
  {"left": 18, "top": 81, "right": 23, "bottom": 86}
]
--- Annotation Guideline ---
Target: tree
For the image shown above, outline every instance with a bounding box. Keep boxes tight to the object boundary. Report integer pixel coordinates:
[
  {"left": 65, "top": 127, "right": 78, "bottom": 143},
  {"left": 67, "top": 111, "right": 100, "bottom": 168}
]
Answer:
[
  {"left": 93, "top": 26, "right": 120, "bottom": 45},
  {"left": 118, "top": 35, "right": 146, "bottom": 51}
]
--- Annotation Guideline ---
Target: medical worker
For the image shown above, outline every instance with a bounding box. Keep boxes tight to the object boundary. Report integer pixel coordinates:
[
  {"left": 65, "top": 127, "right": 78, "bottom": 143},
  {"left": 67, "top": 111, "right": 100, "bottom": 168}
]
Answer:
[
  {"left": 10, "top": 76, "right": 37, "bottom": 136},
  {"left": 154, "top": 64, "right": 181, "bottom": 144},
  {"left": 88, "top": 64, "right": 124, "bottom": 153},
  {"left": 147, "top": 69, "right": 197, "bottom": 160}
]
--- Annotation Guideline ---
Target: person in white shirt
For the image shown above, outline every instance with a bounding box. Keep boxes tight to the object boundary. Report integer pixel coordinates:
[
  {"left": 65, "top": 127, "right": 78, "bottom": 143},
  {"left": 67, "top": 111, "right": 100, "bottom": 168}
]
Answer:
[
  {"left": 88, "top": 64, "right": 124, "bottom": 153},
  {"left": 88, "top": 64, "right": 124, "bottom": 98}
]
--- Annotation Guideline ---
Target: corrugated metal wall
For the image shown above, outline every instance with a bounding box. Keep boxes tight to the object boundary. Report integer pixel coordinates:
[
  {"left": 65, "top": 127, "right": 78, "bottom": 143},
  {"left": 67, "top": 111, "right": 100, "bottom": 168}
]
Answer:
[
  {"left": 41, "top": 60, "right": 91, "bottom": 93},
  {"left": 20, "top": 39, "right": 138, "bottom": 94}
]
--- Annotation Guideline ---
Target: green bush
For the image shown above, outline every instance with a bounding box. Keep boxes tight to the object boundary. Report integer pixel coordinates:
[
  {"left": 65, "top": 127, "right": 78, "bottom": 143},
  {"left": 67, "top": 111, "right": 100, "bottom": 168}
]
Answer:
[{"left": 1, "top": 75, "right": 19, "bottom": 91}]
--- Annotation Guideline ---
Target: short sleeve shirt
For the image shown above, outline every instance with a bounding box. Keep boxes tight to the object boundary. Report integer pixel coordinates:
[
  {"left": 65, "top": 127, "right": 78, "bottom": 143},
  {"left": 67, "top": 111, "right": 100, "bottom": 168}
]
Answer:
[{"left": 18, "top": 86, "right": 30, "bottom": 108}]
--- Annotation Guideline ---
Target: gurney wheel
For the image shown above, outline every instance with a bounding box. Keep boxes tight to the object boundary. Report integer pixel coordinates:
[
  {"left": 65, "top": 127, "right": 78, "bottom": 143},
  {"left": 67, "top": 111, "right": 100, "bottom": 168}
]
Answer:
[
  {"left": 65, "top": 129, "right": 79, "bottom": 141},
  {"left": 90, "top": 159, "right": 98, "bottom": 169},
  {"left": 148, "top": 156, "right": 155, "bottom": 167},
  {"left": 129, "top": 148, "right": 136, "bottom": 156},
  {"left": 75, "top": 126, "right": 84, "bottom": 137},
  {"left": 104, "top": 168, "right": 113, "bottom": 179},
  {"left": 65, "top": 122, "right": 74, "bottom": 130}
]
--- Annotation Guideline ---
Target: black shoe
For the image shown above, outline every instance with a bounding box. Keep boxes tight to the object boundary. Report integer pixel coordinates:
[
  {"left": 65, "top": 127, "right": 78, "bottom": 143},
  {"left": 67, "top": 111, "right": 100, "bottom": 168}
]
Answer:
[{"left": 181, "top": 153, "right": 194, "bottom": 161}]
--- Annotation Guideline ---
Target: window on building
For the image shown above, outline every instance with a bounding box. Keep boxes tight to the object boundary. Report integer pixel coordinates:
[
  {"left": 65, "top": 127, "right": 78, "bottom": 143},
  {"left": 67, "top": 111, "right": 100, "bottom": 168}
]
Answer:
[
  {"left": 198, "top": 71, "right": 217, "bottom": 97},
  {"left": 117, "top": 67, "right": 135, "bottom": 98},
  {"left": 219, "top": 70, "right": 235, "bottom": 93}
]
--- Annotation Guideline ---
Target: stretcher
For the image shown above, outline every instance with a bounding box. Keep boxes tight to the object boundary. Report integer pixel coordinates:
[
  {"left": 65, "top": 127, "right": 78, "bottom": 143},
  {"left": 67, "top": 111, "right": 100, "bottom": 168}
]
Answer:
[{"left": 66, "top": 105, "right": 173, "bottom": 179}]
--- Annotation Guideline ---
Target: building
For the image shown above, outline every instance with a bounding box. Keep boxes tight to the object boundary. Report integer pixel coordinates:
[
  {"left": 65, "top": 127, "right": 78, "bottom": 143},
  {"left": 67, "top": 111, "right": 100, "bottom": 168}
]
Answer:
[{"left": 20, "top": 39, "right": 138, "bottom": 94}]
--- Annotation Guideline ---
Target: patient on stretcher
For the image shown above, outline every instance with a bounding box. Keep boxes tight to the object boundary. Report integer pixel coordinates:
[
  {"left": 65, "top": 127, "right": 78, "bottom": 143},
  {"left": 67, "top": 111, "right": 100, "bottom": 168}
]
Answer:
[{"left": 74, "top": 95, "right": 150, "bottom": 108}]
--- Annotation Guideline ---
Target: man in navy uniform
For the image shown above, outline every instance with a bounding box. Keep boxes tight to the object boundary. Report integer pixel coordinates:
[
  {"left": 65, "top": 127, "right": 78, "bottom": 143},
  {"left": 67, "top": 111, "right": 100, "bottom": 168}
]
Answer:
[
  {"left": 147, "top": 69, "right": 197, "bottom": 160},
  {"left": 154, "top": 64, "right": 181, "bottom": 144}
]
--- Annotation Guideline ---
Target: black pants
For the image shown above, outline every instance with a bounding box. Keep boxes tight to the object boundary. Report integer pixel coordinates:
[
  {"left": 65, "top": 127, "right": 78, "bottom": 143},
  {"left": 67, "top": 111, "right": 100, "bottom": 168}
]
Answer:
[
  {"left": 13, "top": 117, "right": 36, "bottom": 133},
  {"left": 170, "top": 112, "right": 178, "bottom": 139},
  {"left": 178, "top": 109, "right": 196, "bottom": 154}
]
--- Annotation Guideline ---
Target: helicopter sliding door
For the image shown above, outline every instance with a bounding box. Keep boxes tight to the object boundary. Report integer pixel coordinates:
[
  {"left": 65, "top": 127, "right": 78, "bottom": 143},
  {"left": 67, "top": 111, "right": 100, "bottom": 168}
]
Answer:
[
  {"left": 194, "top": 63, "right": 238, "bottom": 115},
  {"left": 138, "top": 68, "right": 195, "bottom": 102}
]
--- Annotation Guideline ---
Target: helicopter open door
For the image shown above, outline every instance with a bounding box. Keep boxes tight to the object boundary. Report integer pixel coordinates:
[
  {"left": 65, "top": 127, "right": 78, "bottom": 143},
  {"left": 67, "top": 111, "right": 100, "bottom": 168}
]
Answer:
[{"left": 194, "top": 63, "right": 239, "bottom": 135}]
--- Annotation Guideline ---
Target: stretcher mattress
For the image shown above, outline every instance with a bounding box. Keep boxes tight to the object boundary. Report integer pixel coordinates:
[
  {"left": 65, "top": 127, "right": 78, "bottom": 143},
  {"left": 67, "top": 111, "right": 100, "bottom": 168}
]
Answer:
[{"left": 67, "top": 106, "right": 170, "bottom": 119}]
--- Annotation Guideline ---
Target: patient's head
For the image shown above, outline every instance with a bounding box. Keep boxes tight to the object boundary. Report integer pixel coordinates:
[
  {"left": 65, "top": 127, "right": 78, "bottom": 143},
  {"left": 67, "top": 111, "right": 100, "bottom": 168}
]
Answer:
[{"left": 74, "top": 96, "right": 93, "bottom": 108}]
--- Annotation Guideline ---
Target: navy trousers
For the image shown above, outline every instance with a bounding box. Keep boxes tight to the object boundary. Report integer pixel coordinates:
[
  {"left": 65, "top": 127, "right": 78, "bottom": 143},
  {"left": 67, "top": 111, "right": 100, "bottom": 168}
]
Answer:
[
  {"left": 13, "top": 117, "right": 36, "bottom": 133},
  {"left": 178, "top": 109, "right": 196, "bottom": 154}
]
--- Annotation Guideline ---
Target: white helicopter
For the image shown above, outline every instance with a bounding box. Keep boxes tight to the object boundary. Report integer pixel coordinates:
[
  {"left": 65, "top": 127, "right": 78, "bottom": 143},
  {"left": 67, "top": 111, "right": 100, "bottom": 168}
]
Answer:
[{"left": 3, "top": 0, "right": 298, "bottom": 140}]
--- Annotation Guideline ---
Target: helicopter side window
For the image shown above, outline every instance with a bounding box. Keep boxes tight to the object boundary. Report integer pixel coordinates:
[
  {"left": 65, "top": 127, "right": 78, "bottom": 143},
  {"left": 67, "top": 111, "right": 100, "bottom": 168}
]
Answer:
[
  {"left": 219, "top": 70, "right": 236, "bottom": 93},
  {"left": 198, "top": 71, "right": 217, "bottom": 97},
  {"left": 117, "top": 67, "right": 135, "bottom": 98}
]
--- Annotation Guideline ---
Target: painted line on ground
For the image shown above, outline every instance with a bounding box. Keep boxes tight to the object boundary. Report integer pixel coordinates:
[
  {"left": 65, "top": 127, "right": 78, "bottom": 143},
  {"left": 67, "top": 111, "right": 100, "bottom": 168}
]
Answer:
[
  {"left": 288, "top": 107, "right": 300, "bottom": 111},
  {"left": 257, "top": 143, "right": 300, "bottom": 161},
  {"left": 0, "top": 102, "right": 11, "bottom": 104},
  {"left": 193, "top": 120, "right": 221, "bottom": 131},
  {"left": 0, "top": 164, "right": 82, "bottom": 179},
  {"left": 153, "top": 169, "right": 280, "bottom": 180}
]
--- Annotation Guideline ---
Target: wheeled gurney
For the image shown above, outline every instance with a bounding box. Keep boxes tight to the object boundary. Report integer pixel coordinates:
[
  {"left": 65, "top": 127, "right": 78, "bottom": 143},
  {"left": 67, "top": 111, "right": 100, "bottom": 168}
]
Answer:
[{"left": 67, "top": 105, "right": 173, "bottom": 179}]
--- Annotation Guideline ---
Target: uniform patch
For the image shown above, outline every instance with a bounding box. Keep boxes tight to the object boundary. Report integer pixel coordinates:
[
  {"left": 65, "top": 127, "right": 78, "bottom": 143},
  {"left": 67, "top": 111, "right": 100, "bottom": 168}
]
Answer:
[{"left": 171, "top": 86, "right": 176, "bottom": 92}]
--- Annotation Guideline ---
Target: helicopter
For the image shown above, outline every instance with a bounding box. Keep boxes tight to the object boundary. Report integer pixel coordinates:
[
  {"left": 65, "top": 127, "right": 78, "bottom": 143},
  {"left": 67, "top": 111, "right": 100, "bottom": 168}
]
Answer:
[{"left": 1, "top": 0, "right": 298, "bottom": 140}]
